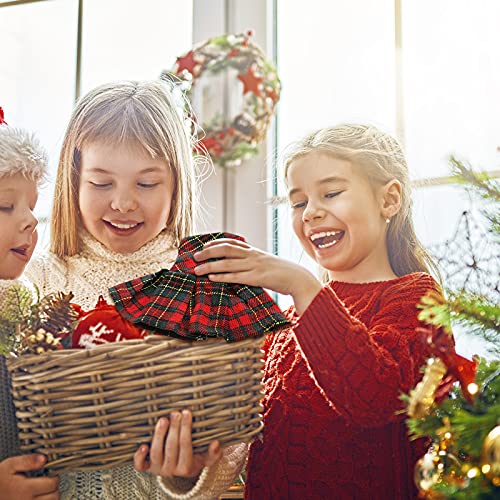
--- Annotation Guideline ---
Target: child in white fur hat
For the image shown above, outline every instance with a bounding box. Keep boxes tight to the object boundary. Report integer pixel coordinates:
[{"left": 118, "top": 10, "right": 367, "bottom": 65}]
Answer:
[
  {"left": 0, "top": 111, "right": 47, "bottom": 278},
  {"left": 0, "top": 109, "right": 59, "bottom": 498}
]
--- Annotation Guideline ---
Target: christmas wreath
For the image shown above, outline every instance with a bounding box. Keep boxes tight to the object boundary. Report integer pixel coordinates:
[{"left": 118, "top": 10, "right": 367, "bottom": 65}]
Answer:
[{"left": 162, "top": 31, "right": 281, "bottom": 168}]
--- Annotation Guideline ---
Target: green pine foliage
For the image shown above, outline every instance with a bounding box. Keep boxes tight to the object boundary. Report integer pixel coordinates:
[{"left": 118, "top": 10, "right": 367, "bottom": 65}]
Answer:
[
  {"left": 450, "top": 156, "right": 500, "bottom": 245},
  {"left": 406, "top": 159, "right": 500, "bottom": 498},
  {"left": 0, "top": 285, "right": 78, "bottom": 355},
  {"left": 0, "top": 282, "right": 36, "bottom": 355}
]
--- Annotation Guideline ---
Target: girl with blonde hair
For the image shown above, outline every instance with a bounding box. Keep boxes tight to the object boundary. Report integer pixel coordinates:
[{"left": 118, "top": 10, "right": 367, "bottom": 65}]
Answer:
[
  {"left": 194, "top": 123, "right": 451, "bottom": 499},
  {"left": 26, "top": 80, "right": 246, "bottom": 499}
]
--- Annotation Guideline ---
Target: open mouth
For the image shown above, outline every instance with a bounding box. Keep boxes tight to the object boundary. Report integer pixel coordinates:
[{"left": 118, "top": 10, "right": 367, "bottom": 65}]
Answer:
[
  {"left": 10, "top": 246, "right": 30, "bottom": 261},
  {"left": 104, "top": 220, "right": 143, "bottom": 234},
  {"left": 310, "top": 230, "right": 344, "bottom": 249},
  {"left": 11, "top": 247, "right": 27, "bottom": 255}
]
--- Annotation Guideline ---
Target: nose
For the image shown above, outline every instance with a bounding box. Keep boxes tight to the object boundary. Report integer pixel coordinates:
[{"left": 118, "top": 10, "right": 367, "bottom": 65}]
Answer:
[
  {"left": 110, "top": 190, "right": 138, "bottom": 213},
  {"left": 22, "top": 210, "right": 38, "bottom": 233},
  {"left": 302, "top": 200, "right": 325, "bottom": 222}
]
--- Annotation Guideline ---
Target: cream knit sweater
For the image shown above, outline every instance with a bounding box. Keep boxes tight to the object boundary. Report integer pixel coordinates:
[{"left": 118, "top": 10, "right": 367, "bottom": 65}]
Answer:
[{"left": 25, "top": 230, "right": 247, "bottom": 500}]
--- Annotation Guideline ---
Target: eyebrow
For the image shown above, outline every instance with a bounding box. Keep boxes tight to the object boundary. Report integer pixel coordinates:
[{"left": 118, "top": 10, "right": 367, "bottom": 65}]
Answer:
[
  {"left": 288, "top": 176, "right": 349, "bottom": 197},
  {"left": 84, "top": 166, "right": 166, "bottom": 175}
]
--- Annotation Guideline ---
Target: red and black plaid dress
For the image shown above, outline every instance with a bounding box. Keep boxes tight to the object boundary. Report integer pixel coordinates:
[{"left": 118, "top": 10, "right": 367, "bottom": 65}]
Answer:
[{"left": 109, "top": 232, "right": 288, "bottom": 342}]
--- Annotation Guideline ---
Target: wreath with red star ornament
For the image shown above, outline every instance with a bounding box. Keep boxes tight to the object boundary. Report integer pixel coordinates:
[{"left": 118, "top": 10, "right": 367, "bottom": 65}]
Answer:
[{"left": 161, "top": 31, "right": 281, "bottom": 168}]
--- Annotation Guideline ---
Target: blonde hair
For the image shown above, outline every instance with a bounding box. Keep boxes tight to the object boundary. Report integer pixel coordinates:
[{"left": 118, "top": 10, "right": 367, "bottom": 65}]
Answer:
[
  {"left": 0, "top": 126, "right": 47, "bottom": 184},
  {"left": 51, "top": 80, "right": 197, "bottom": 257},
  {"left": 283, "top": 123, "right": 438, "bottom": 278}
]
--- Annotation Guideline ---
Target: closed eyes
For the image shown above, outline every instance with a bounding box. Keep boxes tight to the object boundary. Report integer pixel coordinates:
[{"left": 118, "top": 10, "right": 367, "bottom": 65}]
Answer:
[
  {"left": 291, "top": 200, "right": 306, "bottom": 210},
  {"left": 325, "top": 191, "right": 343, "bottom": 199},
  {"left": 89, "top": 182, "right": 160, "bottom": 189},
  {"left": 290, "top": 191, "right": 343, "bottom": 209}
]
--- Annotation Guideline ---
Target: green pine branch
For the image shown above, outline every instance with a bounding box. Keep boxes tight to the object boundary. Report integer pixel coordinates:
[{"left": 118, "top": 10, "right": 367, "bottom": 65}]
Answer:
[
  {"left": 407, "top": 359, "right": 500, "bottom": 453},
  {"left": 488, "top": 213, "right": 500, "bottom": 234},
  {"left": 418, "top": 287, "right": 499, "bottom": 358},
  {"left": 0, "top": 282, "right": 36, "bottom": 355},
  {"left": 449, "top": 156, "right": 500, "bottom": 203},
  {"left": 407, "top": 155, "right": 500, "bottom": 497},
  {"left": 447, "top": 291, "right": 499, "bottom": 341},
  {"left": 449, "top": 156, "right": 500, "bottom": 242}
]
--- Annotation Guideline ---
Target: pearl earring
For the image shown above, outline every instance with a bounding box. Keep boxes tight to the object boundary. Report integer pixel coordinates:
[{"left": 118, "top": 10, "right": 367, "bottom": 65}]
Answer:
[{"left": 385, "top": 218, "right": 391, "bottom": 224}]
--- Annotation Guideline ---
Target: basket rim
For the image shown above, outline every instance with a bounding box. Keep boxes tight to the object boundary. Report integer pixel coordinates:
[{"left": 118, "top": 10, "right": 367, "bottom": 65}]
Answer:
[{"left": 7, "top": 334, "right": 264, "bottom": 366}]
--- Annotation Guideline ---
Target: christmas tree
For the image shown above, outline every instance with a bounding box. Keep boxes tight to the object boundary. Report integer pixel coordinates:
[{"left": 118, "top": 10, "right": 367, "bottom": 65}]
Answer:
[{"left": 406, "top": 158, "right": 500, "bottom": 498}]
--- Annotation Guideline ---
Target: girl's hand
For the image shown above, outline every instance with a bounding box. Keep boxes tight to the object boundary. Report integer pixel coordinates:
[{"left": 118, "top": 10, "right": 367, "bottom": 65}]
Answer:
[
  {"left": 133, "top": 410, "right": 222, "bottom": 479},
  {"left": 0, "top": 454, "right": 59, "bottom": 499},
  {"left": 193, "top": 238, "right": 322, "bottom": 314}
]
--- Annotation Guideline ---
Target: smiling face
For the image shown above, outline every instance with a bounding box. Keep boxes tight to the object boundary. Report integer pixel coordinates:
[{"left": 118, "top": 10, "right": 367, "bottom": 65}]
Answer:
[
  {"left": 287, "top": 151, "right": 396, "bottom": 283},
  {"left": 0, "top": 173, "right": 38, "bottom": 279},
  {"left": 78, "top": 141, "right": 174, "bottom": 254}
]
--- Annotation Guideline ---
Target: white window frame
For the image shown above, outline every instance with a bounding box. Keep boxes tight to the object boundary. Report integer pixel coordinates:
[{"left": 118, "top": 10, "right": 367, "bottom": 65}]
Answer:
[{"left": 192, "top": 0, "right": 275, "bottom": 251}]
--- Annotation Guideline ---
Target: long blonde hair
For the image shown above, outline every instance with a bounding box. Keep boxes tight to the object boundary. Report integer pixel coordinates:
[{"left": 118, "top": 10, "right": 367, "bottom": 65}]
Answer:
[
  {"left": 283, "top": 123, "right": 438, "bottom": 277},
  {"left": 51, "top": 80, "right": 197, "bottom": 257}
]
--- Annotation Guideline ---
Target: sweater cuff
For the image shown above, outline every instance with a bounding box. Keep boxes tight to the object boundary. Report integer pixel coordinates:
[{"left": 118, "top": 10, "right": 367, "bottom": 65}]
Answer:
[
  {"left": 298, "top": 285, "right": 356, "bottom": 332},
  {"left": 156, "top": 467, "right": 209, "bottom": 499},
  {"left": 295, "top": 285, "right": 364, "bottom": 353},
  {"left": 156, "top": 443, "right": 247, "bottom": 500}
]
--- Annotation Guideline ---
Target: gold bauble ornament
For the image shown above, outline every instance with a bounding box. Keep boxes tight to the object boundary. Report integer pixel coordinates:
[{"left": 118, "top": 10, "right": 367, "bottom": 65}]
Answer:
[
  {"left": 415, "top": 447, "right": 468, "bottom": 495},
  {"left": 482, "top": 425, "right": 500, "bottom": 483},
  {"left": 415, "top": 451, "right": 442, "bottom": 492}
]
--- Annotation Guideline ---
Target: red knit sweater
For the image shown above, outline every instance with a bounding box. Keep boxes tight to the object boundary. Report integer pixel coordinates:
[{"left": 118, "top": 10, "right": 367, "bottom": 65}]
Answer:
[{"left": 245, "top": 273, "right": 442, "bottom": 500}]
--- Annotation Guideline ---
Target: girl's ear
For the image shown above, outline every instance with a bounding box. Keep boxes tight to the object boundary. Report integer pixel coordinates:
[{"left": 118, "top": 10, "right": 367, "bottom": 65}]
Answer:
[{"left": 379, "top": 179, "right": 402, "bottom": 220}]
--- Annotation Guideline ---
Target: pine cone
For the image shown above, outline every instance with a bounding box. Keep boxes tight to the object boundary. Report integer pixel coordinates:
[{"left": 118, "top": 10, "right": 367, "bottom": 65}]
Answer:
[
  {"left": 34, "top": 292, "right": 78, "bottom": 336},
  {"left": 19, "top": 292, "right": 79, "bottom": 354}
]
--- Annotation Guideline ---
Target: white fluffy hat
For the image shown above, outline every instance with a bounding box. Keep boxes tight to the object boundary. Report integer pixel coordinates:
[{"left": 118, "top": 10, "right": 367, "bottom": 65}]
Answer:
[{"left": 0, "top": 116, "right": 48, "bottom": 183}]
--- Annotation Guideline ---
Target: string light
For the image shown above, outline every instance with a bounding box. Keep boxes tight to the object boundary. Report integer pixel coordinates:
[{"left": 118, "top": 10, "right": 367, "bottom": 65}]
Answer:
[
  {"left": 467, "top": 382, "right": 479, "bottom": 395},
  {"left": 467, "top": 467, "right": 479, "bottom": 479}
]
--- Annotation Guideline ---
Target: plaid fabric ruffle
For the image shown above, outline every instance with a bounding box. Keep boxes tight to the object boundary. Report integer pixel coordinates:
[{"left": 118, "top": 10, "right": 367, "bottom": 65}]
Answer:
[{"left": 109, "top": 232, "right": 289, "bottom": 342}]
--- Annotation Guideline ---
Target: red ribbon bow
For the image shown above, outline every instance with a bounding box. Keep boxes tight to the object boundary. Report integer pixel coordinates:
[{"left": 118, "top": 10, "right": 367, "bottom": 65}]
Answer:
[{"left": 419, "top": 326, "right": 478, "bottom": 404}]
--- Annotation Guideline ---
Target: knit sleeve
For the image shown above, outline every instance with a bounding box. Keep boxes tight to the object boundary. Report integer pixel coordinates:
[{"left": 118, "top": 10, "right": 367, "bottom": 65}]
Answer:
[
  {"left": 156, "top": 443, "right": 247, "bottom": 499},
  {"left": 293, "top": 274, "right": 441, "bottom": 427}
]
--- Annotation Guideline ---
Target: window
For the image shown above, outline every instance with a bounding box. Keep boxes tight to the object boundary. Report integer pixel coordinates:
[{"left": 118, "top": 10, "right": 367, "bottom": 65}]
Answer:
[
  {"left": 0, "top": 0, "right": 193, "bottom": 252},
  {"left": 274, "top": 0, "right": 500, "bottom": 357},
  {"left": 0, "top": 0, "right": 79, "bottom": 250}
]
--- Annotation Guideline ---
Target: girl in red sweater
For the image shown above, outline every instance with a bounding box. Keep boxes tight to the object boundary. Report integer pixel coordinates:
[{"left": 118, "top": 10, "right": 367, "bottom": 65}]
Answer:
[{"left": 194, "top": 124, "right": 445, "bottom": 499}]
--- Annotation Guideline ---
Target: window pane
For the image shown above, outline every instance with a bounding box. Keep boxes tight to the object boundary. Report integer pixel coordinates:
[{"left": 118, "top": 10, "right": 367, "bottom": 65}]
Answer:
[
  {"left": 81, "top": 0, "right": 193, "bottom": 93},
  {"left": 402, "top": 0, "right": 500, "bottom": 179},
  {"left": 0, "top": 0, "right": 194, "bottom": 254},
  {"left": 276, "top": 0, "right": 396, "bottom": 181},
  {"left": 413, "top": 184, "right": 471, "bottom": 248},
  {"left": 0, "top": 0, "right": 78, "bottom": 253}
]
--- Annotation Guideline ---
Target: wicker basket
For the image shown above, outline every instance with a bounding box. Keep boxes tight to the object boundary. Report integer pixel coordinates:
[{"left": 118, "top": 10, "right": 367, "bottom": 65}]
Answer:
[{"left": 6, "top": 335, "right": 264, "bottom": 472}]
